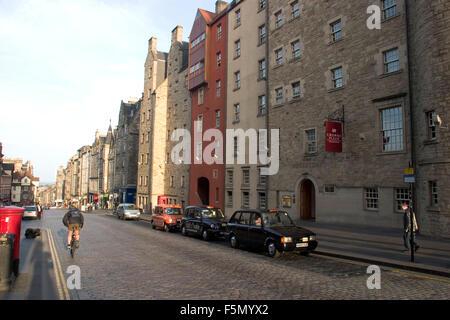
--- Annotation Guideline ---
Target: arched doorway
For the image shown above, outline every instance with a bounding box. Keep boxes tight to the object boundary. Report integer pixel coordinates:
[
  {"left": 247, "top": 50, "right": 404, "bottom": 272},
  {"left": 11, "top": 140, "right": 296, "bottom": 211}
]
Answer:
[
  {"left": 197, "top": 177, "right": 210, "bottom": 206},
  {"left": 299, "top": 179, "right": 315, "bottom": 221}
]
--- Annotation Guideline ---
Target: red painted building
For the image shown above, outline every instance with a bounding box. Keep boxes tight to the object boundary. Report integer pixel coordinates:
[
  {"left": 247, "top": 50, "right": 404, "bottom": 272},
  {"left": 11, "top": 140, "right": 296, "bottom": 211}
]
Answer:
[{"left": 188, "top": 3, "right": 228, "bottom": 209}]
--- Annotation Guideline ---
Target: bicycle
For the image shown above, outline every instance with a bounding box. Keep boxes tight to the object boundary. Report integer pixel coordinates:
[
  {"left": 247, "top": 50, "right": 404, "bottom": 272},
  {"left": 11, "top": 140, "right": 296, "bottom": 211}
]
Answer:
[{"left": 69, "top": 232, "right": 79, "bottom": 258}]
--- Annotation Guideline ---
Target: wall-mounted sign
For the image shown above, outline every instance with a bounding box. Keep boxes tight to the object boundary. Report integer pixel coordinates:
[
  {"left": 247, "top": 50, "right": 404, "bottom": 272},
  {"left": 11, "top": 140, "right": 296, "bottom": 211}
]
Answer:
[
  {"left": 282, "top": 196, "right": 292, "bottom": 208},
  {"left": 326, "top": 121, "right": 343, "bottom": 153}
]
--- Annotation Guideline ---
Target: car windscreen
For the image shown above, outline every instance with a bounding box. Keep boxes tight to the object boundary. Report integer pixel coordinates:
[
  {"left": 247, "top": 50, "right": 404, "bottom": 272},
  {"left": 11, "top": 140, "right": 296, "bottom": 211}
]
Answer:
[
  {"left": 25, "top": 206, "right": 36, "bottom": 211},
  {"left": 165, "top": 207, "right": 182, "bottom": 215},
  {"left": 123, "top": 205, "right": 137, "bottom": 210},
  {"left": 262, "top": 211, "right": 295, "bottom": 227},
  {"left": 201, "top": 208, "right": 225, "bottom": 219}
]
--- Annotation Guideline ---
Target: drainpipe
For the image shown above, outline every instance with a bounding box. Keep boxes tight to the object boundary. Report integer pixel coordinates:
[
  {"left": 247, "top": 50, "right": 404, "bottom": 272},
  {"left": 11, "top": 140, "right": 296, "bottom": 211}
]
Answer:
[
  {"left": 265, "top": 0, "right": 270, "bottom": 210},
  {"left": 404, "top": 0, "right": 416, "bottom": 213}
]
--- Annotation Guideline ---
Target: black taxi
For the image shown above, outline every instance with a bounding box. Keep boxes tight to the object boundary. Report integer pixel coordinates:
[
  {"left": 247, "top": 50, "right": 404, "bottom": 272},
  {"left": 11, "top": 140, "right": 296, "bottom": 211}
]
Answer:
[
  {"left": 181, "top": 206, "right": 228, "bottom": 241},
  {"left": 227, "top": 209, "right": 318, "bottom": 257}
]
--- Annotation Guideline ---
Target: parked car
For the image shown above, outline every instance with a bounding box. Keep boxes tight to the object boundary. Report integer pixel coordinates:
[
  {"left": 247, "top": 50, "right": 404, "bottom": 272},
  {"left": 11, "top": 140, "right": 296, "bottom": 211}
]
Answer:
[
  {"left": 23, "top": 206, "right": 40, "bottom": 220},
  {"left": 181, "top": 206, "right": 228, "bottom": 241},
  {"left": 117, "top": 203, "right": 141, "bottom": 221},
  {"left": 227, "top": 209, "right": 318, "bottom": 258},
  {"left": 151, "top": 204, "right": 183, "bottom": 232}
]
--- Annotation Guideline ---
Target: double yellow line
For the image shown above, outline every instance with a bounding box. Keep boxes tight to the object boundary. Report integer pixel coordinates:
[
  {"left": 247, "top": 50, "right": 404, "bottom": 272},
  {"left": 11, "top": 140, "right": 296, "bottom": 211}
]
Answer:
[{"left": 46, "top": 229, "right": 71, "bottom": 300}]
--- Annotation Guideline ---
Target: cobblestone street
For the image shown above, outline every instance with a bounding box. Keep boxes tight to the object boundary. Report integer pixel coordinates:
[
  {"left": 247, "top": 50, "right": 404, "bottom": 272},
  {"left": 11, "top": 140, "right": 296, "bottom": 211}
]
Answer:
[{"left": 8, "top": 210, "right": 449, "bottom": 300}]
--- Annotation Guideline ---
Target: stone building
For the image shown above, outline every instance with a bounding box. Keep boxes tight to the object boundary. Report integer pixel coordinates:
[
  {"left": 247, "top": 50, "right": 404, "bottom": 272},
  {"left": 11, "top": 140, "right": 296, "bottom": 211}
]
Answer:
[
  {"left": 89, "top": 129, "right": 109, "bottom": 205},
  {"left": 188, "top": 2, "right": 228, "bottom": 209},
  {"left": 407, "top": 0, "right": 450, "bottom": 237},
  {"left": 78, "top": 145, "right": 91, "bottom": 207},
  {"left": 114, "top": 99, "right": 141, "bottom": 204},
  {"left": 265, "top": 0, "right": 449, "bottom": 238},
  {"left": 162, "top": 26, "right": 191, "bottom": 210},
  {"left": 56, "top": 165, "right": 65, "bottom": 202},
  {"left": 225, "top": 0, "right": 269, "bottom": 217},
  {"left": 137, "top": 37, "right": 168, "bottom": 213}
]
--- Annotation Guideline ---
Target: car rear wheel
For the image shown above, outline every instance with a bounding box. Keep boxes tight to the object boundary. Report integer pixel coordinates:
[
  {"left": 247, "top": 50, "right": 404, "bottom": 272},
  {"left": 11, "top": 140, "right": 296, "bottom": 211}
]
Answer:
[
  {"left": 267, "top": 241, "right": 280, "bottom": 258},
  {"left": 230, "top": 234, "right": 239, "bottom": 249},
  {"left": 164, "top": 224, "right": 170, "bottom": 232}
]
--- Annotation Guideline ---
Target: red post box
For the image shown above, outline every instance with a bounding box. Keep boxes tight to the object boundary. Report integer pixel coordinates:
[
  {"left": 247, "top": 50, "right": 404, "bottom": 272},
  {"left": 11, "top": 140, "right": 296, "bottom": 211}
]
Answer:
[{"left": 0, "top": 206, "right": 25, "bottom": 276}]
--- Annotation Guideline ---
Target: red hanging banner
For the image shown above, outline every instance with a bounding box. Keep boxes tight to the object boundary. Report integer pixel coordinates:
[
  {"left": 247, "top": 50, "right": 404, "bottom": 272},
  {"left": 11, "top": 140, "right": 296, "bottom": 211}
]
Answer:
[{"left": 326, "top": 121, "right": 343, "bottom": 153}]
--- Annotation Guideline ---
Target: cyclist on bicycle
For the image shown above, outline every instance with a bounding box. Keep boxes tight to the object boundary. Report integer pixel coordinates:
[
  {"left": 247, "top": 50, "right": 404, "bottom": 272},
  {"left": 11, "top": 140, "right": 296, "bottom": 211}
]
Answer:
[{"left": 63, "top": 207, "right": 84, "bottom": 250}]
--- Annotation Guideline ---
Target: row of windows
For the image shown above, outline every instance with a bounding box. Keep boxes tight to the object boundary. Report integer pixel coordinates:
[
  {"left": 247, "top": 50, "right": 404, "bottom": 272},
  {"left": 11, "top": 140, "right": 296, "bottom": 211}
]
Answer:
[
  {"left": 226, "top": 168, "right": 267, "bottom": 187},
  {"left": 227, "top": 190, "right": 267, "bottom": 210},
  {"left": 191, "top": 32, "right": 205, "bottom": 49},
  {"left": 364, "top": 183, "right": 438, "bottom": 212}
]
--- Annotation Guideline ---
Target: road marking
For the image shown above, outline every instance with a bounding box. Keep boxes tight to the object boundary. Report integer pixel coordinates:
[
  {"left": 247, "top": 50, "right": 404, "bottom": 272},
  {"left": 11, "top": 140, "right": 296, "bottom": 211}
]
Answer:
[
  {"left": 46, "top": 229, "right": 70, "bottom": 300},
  {"left": 390, "top": 269, "right": 450, "bottom": 283}
]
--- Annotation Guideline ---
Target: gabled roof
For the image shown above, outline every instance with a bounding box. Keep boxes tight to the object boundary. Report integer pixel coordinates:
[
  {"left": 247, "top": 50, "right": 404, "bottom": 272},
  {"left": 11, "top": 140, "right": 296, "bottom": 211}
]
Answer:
[{"left": 197, "top": 9, "right": 217, "bottom": 23}]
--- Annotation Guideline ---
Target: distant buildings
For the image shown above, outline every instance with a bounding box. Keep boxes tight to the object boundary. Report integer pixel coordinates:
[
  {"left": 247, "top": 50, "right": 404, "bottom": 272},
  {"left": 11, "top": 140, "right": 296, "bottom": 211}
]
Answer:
[{"left": 0, "top": 143, "right": 40, "bottom": 206}]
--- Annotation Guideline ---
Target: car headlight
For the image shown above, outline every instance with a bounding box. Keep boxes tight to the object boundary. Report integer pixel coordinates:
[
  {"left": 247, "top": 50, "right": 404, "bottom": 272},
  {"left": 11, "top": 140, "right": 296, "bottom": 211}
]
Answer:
[
  {"left": 302, "top": 237, "right": 309, "bottom": 242},
  {"left": 210, "top": 224, "right": 217, "bottom": 229},
  {"left": 281, "top": 237, "right": 293, "bottom": 243}
]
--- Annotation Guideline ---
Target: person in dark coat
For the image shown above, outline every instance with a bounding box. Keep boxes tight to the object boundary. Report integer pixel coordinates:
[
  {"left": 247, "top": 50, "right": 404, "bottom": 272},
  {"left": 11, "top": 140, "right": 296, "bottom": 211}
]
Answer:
[
  {"left": 402, "top": 203, "right": 420, "bottom": 252},
  {"left": 63, "top": 207, "right": 84, "bottom": 250}
]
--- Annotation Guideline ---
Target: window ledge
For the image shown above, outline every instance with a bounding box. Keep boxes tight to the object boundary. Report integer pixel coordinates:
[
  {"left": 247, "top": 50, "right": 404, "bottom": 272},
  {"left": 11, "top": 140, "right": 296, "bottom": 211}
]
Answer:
[
  {"left": 289, "top": 97, "right": 302, "bottom": 104},
  {"left": 379, "top": 69, "right": 404, "bottom": 79},
  {"left": 233, "top": 87, "right": 241, "bottom": 92},
  {"left": 273, "top": 63, "right": 284, "bottom": 70},
  {"left": 328, "top": 86, "right": 345, "bottom": 93},
  {"left": 289, "top": 56, "right": 302, "bottom": 64},
  {"left": 423, "top": 139, "right": 439, "bottom": 145},
  {"left": 233, "top": 55, "right": 240, "bottom": 61},
  {"left": 232, "top": 120, "right": 240, "bottom": 124},
  {"left": 376, "top": 150, "right": 407, "bottom": 156},
  {"left": 257, "top": 41, "right": 266, "bottom": 48},
  {"left": 426, "top": 206, "right": 440, "bottom": 213},
  {"left": 382, "top": 13, "right": 401, "bottom": 23},
  {"left": 328, "top": 37, "right": 345, "bottom": 46},
  {"left": 303, "top": 153, "right": 317, "bottom": 158},
  {"left": 288, "top": 15, "right": 300, "bottom": 23},
  {"left": 364, "top": 208, "right": 380, "bottom": 213},
  {"left": 273, "top": 103, "right": 284, "bottom": 108},
  {"left": 257, "top": 76, "right": 267, "bottom": 82},
  {"left": 257, "top": 112, "right": 267, "bottom": 118}
]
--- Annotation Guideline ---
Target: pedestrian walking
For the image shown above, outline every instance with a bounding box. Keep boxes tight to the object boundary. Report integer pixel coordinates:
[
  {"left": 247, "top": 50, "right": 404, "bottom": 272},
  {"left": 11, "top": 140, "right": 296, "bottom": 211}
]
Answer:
[{"left": 402, "top": 203, "right": 420, "bottom": 252}]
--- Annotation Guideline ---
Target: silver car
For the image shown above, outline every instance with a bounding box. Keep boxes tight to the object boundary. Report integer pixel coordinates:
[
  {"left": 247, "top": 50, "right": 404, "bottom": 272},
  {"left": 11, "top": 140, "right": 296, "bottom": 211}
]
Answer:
[
  {"left": 117, "top": 203, "right": 141, "bottom": 221},
  {"left": 23, "top": 206, "right": 40, "bottom": 220}
]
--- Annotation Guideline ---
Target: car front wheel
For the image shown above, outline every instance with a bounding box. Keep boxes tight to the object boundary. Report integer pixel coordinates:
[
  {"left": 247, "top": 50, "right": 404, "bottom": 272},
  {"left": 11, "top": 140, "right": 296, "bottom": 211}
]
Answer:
[
  {"left": 181, "top": 225, "right": 187, "bottom": 236},
  {"left": 202, "top": 229, "right": 209, "bottom": 241},
  {"left": 267, "top": 241, "right": 281, "bottom": 258}
]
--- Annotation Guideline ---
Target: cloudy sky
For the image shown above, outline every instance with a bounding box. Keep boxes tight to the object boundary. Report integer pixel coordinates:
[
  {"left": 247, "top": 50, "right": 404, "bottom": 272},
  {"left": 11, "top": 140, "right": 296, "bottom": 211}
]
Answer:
[{"left": 0, "top": 0, "right": 215, "bottom": 183}]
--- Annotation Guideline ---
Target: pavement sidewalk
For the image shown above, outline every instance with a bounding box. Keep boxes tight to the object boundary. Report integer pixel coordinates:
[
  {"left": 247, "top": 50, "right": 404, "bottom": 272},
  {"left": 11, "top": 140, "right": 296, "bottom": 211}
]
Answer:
[
  {"left": 298, "top": 220, "right": 450, "bottom": 277},
  {"left": 97, "top": 209, "right": 450, "bottom": 277}
]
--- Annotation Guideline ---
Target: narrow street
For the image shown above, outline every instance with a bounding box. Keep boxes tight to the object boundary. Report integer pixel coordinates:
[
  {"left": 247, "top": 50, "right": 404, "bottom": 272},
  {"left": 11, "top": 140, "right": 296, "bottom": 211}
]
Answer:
[{"left": 2, "top": 209, "right": 449, "bottom": 300}]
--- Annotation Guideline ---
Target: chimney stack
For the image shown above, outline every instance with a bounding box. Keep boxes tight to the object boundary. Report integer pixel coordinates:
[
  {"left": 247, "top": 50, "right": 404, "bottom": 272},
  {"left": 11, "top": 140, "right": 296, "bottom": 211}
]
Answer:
[
  {"left": 171, "top": 25, "right": 183, "bottom": 45},
  {"left": 149, "top": 37, "right": 157, "bottom": 53},
  {"left": 215, "top": 0, "right": 228, "bottom": 14}
]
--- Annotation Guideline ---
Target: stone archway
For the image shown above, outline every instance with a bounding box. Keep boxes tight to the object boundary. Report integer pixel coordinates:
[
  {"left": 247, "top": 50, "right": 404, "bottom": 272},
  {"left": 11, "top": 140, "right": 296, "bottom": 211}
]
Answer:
[{"left": 299, "top": 179, "right": 316, "bottom": 221}]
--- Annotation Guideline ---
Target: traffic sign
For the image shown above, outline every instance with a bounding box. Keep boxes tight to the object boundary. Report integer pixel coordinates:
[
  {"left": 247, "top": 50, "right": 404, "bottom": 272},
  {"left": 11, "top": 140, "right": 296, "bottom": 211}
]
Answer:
[
  {"left": 404, "top": 175, "right": 415, "bottom": 184},
  {"left": 404, "top": 168, "right": 414, "bottom": 175}
]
